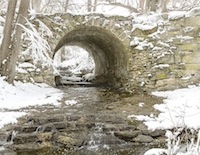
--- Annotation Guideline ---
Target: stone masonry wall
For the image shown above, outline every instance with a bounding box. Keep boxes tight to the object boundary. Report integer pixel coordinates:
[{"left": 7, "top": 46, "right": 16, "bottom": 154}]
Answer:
[
  {"left": 129, "top": 12, "right": 200, "bottom": 92},
  {"left": 16, "top": 10, "right": 200, "bottom": 92}
]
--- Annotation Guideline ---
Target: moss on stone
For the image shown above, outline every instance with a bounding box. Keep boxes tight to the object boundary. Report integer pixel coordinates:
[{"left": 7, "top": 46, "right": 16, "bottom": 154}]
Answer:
[
  {"left": 179, "top": 44, "right": 197, "bottom": 51},
  {"left": 156, "top": 72, "right": 168, "bottom": 80}
]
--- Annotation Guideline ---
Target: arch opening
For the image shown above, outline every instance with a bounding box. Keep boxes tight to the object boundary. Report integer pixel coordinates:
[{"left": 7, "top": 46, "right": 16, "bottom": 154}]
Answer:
[
  {"left": 54, "top": 45, "right": 96, "bottom": 84},
  {"left": 53, "top": 26, "right": 128, "bottom": 88}
]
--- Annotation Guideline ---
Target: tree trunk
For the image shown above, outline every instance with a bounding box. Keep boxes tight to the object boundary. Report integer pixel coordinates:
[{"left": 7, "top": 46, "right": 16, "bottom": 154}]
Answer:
[
  {"left": 140, "top": 0, "right": 145, "bottom": 11},
  {"left": 64, "top": 0, "right": 69, "bottom": 12},
  {"left": 150, "top": 0, "right": 157, "bottom": 12},
  {"left": 159, "top": 0, "right": 169, "bottom": 13},
  {"left": 61, "top": 46, "right": 65, "bottom": 62},
  {"left": 93, "top": 0, "right": 97, "bottom": 12},
  {"left": 0, "top": 0, "right": 17, "bottom": 76},
  {"left": 88, "top": 0, "right": 92, "bottom": 12},
  {"left": 31, "top": 0, "right": 41, "bottom": 13},
  {"left": 144, "top": 0, "right": 151, "bottom": 13},
  {"left": 7, "top": 0, "right": 30, "bottom": 83}
]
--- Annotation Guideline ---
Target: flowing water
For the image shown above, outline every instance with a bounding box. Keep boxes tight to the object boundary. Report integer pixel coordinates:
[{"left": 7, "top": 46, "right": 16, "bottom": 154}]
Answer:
[{"left": 0, "top": 86, "right": 164, "bottom": 155}]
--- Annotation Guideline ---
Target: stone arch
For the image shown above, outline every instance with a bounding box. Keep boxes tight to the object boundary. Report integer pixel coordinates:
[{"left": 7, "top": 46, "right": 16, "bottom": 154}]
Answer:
[{"left": 53, "top": 26, "right": 129, "bottom": 87}]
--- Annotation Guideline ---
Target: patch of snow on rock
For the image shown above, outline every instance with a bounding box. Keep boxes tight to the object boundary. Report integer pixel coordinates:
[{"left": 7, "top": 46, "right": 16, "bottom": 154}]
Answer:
[{"left": 168, "top": 11, "right": 186, "bottom": 20}]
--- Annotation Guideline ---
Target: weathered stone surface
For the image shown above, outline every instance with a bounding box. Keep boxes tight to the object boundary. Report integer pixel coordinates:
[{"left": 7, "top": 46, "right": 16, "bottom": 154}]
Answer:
[
  {"left": 0, "top": 132, "right": 8, "bottom": 145},
  {"left": 37, "top": 132, "right": 52, "bottom": 141},
  {"left": 13, "top": 133, "right": 39, "bottom": 144},
  {"left": 156, "top": 78, "right": 177, "bottom": 88},
  {"left": 133, "top": 135, "right": 154, "bottom": 143},
  {"left": 149, "top": 130, "right": 166, "bottom": 138},
  {"left": 17, "top": 12, "right": 200, "bottom": 92},
  {"left": 182, "top": 53, "right": 200, "bottom": 64},
  {"left": 11, "top": 142, "right": 52, "bottom": 150},
  {"left": 56, "top": 135, "right": 75, "bottom": 146},
  {"left": 179, "top": 43, "right": 198, "bottom": 51},
  {"left": 114, "top": 130, "right": 141, "bottom": 141}
]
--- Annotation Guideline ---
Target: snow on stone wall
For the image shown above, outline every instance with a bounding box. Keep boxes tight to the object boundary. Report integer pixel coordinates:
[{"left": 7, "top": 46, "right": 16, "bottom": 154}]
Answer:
[{"left": 16, "top": 9, "right": 200, "bottom": 92}]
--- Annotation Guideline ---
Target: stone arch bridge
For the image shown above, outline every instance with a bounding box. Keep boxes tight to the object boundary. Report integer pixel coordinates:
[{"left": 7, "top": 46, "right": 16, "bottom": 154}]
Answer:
[
  {"left": 18, "top": 12, "right": 200, "bottom": 92},
  {"left": 35, "top": 13, "right": 132, "bottom": 89}
]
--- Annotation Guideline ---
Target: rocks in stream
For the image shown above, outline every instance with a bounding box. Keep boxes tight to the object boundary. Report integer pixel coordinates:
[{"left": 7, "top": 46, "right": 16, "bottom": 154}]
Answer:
[
  {"left": 0, "top": 87, "right": 168, "bottom": 154},
  {"left": 4, "top": 115, "right": 166, "bottom": 151}
]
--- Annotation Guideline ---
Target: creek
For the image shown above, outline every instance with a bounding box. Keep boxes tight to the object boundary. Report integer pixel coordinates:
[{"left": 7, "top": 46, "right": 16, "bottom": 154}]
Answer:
[{"left": 0, "top": 86, "right": 165, "bottom": 155}]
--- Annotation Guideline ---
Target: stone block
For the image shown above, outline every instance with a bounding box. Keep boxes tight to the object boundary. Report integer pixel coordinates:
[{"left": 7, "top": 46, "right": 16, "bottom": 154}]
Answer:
[
  {"left": 56, "top": 135, "right": 75, "bottom": 146},
  {"left": 157, "top": 55, "right": 174, "bottom": 64},
  {"left": 185, "top": 16, "right": 200, "bottom": 27},
  {"left": 156, "top": 78, "right": 177, "bottom": 88},
  {"left": 13, "top": 133, "right": 39, "bottom": 144},
  {"left": 38, "top": 132, "right": 52, "bottom": 141},
  {"left": 133, "top": 135, "right": 154, "bottom": 143},
  {"left": 114, "top": 130, "right": 141, "bottom": 141},
  {"left": 185, "top": 64, "right": 200, "bottom": 71},
  {"left": 182, "top": 53, "right": 200, "bottom": 64},
  {"left": 155, "top": 72, "right": 168, "bottom": 80},
  {"left": 179, "top": 43, "right": 198, "bottom": 51}
]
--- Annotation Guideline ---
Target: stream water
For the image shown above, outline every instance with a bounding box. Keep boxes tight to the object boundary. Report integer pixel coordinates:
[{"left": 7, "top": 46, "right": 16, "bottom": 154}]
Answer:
[{"left": 0, "top": 86, "right": 164, "bottom": 155}]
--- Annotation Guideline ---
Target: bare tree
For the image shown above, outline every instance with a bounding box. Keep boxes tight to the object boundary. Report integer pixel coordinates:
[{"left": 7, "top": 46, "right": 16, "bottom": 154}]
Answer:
[
  {"left": 8, "top": 0, "right": 30, "bottom": 83},
  {"left": 93, "top": 0, "right": 98, "bottom": 12},
  {"left": 158, "top": 0, "right": 169, "bottom": 13},
  {"left": 139, "top": 0, "right": 145, "bottom": 11},
  {"left": 0, "top": 0, "right": 17, "bottom": 78},
  {"left": 64, "top": 0, "right": 70, "bottom": 12},
  {"left": 169, "top": 0, "right": 200, "bottom": 11},
  {"left": 88, "top": 0, "right": 92, "bottom": 12},
  {"left": 0, "top": 0, "right": 30, "bottom": 83},
  {"left": 31, "top": 0, "right": 41, "bottom": 13},
  {"left": 144, "top": 0, "right": 158, "bottom": 13}
]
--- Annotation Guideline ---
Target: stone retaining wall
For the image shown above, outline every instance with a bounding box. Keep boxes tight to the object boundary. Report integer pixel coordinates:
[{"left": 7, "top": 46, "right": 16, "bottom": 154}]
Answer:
[{"left": 129, "top": 13, "right": 200, "bottom": 91}]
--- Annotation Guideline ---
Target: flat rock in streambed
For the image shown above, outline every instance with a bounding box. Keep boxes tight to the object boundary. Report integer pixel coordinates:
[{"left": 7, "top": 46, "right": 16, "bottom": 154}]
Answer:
[{"left": 133, "top": 135, "right": 154, "bottom": 143}]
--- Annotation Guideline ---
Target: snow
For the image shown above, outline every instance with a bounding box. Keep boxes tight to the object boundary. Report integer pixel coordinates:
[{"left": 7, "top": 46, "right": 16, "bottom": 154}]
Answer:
[
  {"left": 130, "top": 37, "right": 154, "bottom": 50},
  {"left": 65, "top": 100, "right": 77, "bottom": 106},
  {"left": 0, "top": 112, "right": 26, "bottom": 128},
  {"left": 144, "top": 148, "right": 167, "bottom": 155},
  {"left": 153, "top": 64, "right": 170, "bottom": 69},
  {"left": 131, "top": 85, "right": 200, "bottom": 130},
  {"left": 132, "top": 85, "right": 200, "bottom": 155},
  {"left": 16, "top": 67, "right": 28, "bottom": 74},
  {"left": 61, "top": 75, "right": 83, "bottom": 82},
  {"left": 18, "top": 62, "right": 36, "bottom": 69},
  {"left": 168, "top": 11, "right": 186, "bottom": 20},
  {"left": 138, "top": 102, "right": 145, "bottom": 107},
  {"left": 186, "top": 7, "right": 200, "bottom": 17},
  {"left": 132, "top": 23, "right": 157, "bottom": 31},
  {"left": 83, "top": 73, "right": 95, "bottom": 82},
  {"left": 53, "top": 46, "right": 95, "bottom": 82},
  {"left": 96, "top": 4, "right": 132, "bottom": 17},
  {"left": 0, "top": 76, "right": 63, "bottom": 128}
]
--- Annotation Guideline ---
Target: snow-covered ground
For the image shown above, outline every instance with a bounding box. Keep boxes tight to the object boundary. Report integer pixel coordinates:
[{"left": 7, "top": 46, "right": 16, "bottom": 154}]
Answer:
[
  {"left": 0, "top": 76, "right": 63, "bottom": 128},
  {"left": 128, "top": 85, "right": 200, "bottom": 155},
  {"left": 129, "top": 85, "right": 200, "bottom": 130}
]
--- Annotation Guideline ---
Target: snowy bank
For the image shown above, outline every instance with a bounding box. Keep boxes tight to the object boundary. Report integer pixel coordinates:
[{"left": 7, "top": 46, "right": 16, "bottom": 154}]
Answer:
[
  {"left": 0, "top": 77, "right": 63, "bottom": 128},
  {"left": 130, "top": 85, "right": 200, "bottom": 130},
  {"left": 129, "top": 85, "right": 200, "bottom": 155}
]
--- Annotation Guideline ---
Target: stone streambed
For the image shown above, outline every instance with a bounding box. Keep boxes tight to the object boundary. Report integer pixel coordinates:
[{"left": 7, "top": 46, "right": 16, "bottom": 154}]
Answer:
[{"left": 0, "top": 86, "right": 166, "bottom": 155}]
